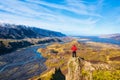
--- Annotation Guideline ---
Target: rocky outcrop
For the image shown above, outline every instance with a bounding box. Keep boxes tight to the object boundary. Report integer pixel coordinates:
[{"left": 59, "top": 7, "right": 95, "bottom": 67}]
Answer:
[
  {"left": 30, "top": 56, "right": 112, "bottom": 80},
  {"left": 66, "top": 57, "right": 111, "bottom": 80},
  {"left": 66, "top": 57, "right": 94, "bottom": 80}
]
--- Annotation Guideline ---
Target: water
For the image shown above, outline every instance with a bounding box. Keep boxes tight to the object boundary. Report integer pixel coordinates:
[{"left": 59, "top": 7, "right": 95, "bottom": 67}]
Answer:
[{"left": 0, "top": 44, "right": 47, "bottom": 80}]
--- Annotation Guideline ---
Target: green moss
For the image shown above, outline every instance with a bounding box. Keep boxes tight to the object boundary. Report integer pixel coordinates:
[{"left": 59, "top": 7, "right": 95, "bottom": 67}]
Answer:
[
  {"left": 69, "top": 61, "right": 74, "bottom": 71},
  {"left": 93, "top": 70, "right": 120, "bottom": 80},
  {"left": 81, "top": 69, "right": 89, "bottom": 76},
  {"left": 69, "top": 61, "right": 76, "bottom": 79}
]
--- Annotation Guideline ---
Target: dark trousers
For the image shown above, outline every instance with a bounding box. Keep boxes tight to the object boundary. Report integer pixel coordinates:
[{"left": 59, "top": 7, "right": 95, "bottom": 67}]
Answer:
[{"left": 72, "top": 51, "right": 76, "bottom": 57}]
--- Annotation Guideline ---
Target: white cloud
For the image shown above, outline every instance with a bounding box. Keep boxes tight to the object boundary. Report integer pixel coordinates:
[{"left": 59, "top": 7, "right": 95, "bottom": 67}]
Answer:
[
  {"left": 0, "top": 0, "right": 105, "bottom": 35},
  {"left": 28, "top": 0, "right": 102, "bottom": 17}
]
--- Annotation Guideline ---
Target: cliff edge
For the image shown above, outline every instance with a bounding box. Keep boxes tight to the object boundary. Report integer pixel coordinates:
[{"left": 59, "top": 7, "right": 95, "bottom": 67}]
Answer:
[{"left": 66, "top": 57, "right": 94, "bottom": 80}]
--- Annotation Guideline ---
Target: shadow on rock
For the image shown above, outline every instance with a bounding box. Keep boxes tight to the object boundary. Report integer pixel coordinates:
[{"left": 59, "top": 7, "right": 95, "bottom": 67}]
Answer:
[{"left": 51, "top": 68, "right": 65, "bottom": 80}]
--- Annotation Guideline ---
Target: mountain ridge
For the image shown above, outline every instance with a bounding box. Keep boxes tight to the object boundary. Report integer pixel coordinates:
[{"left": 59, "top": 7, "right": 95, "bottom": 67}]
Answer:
[
  {"left": 99, "top": 33, "right": 120, "bottom": 40},
  {"left": 0, "top": 23, "right": 66, "bottom": 55},
  {"left": 0, "top": 23, "right": 66, "bottom": 39}
]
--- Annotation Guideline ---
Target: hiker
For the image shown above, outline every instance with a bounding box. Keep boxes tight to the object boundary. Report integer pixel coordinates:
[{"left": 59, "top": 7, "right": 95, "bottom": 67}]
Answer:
[{"left": 71, "top": 45, "right": 77, "bottom": 57}]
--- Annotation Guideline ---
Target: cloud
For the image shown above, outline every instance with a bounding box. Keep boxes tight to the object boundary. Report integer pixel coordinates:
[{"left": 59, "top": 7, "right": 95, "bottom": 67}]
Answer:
[
  {"left": 0, "top": 0, "right": 109, "bottom": 35},
  {"left": 28, "top": 0, "right": 102, "bottom": 17},
  {"left": 0, "top": 0, "right": 100, "bottom": 22}
]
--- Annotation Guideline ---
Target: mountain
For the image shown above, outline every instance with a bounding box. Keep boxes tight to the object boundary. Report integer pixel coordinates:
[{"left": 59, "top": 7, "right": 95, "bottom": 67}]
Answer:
[
  {"left": 100, "top": 33, "right": 120, "bottom": 40},
  {"left": 109, "top": 34, "right": 120, "bottom": 40},
  {"left": 0, "top": 23, "right": 66, "bottom": 55},
  {"left": 0, "top": 23, "right": 66, "bottom": 39}
]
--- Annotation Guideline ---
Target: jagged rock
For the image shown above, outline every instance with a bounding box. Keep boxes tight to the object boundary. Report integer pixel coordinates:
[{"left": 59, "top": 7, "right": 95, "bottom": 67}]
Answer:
[{"left": 66, "top": 57, "right": 94, "bottom": 80}]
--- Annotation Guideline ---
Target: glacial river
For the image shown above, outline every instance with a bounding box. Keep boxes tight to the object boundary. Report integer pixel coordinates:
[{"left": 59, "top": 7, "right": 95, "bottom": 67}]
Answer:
[{"left": 0, "top": 44, "right": 49, "bottom": 80}]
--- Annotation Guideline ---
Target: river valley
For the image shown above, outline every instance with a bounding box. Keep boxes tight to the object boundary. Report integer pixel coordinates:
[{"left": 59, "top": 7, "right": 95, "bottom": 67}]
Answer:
[{"left": 0, "top": 44, "right": 48, "bottom": 80}]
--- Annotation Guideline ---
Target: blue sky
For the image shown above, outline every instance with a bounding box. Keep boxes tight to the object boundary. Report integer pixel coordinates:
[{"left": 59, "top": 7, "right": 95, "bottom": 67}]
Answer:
[{"left": 0, "top": 0, "right": 120, "bottom": 35}]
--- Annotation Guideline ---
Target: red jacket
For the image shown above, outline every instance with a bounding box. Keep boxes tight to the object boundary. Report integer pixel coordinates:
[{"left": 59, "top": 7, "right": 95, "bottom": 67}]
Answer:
[{"left": 71, "top": 45, "right": 77, "bottom": 51}]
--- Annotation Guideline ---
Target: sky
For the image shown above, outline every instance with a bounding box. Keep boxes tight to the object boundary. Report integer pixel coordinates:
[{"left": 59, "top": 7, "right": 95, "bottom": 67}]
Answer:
[{"left": 0, "top": 0, "right": 120, "bottom": 35}]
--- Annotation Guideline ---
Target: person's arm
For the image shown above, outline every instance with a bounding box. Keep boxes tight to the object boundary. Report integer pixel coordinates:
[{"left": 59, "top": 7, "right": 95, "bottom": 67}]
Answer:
[
  {"left": 75, "top": 46, "right": 77, "bottom": 50},
  {"left": 71, "top": 46, "right": 73, "bottom": 50}
]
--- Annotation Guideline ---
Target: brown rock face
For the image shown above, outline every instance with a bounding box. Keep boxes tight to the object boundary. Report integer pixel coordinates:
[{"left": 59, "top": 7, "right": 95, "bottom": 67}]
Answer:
[{"left": 66, "top": 57, "right": 94, "bottom": 80}]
